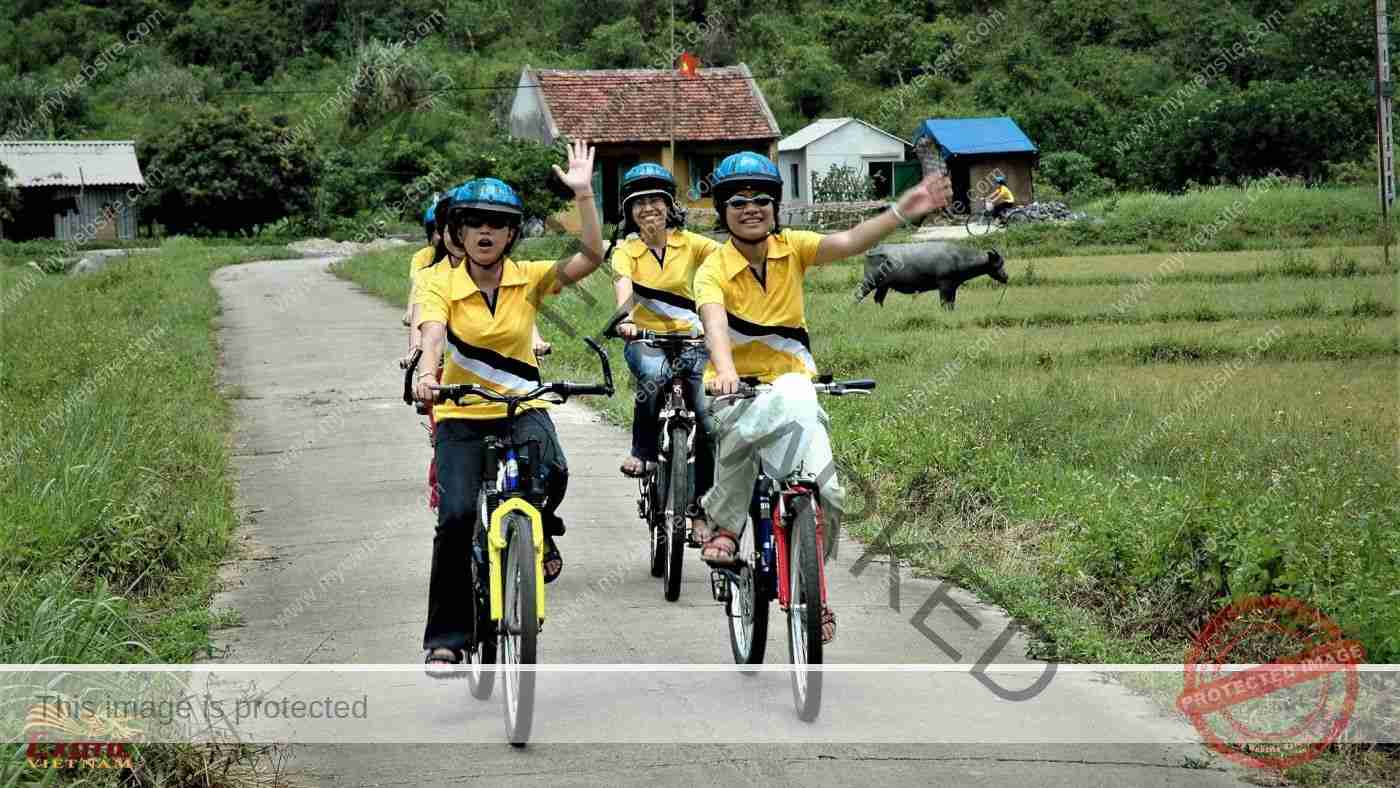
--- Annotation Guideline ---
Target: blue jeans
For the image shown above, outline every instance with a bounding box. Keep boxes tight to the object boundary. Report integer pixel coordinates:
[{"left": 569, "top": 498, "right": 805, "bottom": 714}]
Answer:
[{"left": 623, "top": 341, "right": 714, "bottom": 509}]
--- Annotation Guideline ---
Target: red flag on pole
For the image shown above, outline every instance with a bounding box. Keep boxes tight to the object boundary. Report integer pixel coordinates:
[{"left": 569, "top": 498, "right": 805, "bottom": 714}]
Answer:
[{"left": 678, "top": 52, "right": 699, "bottom": 78}]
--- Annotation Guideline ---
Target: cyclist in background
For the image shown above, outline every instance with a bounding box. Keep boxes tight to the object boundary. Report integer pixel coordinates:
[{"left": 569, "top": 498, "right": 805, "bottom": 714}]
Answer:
[
  {"left": 691, "top": 151, "right": 952, "bottom": 642},
  {"left": 608, "top": 163, "right": 719, "bottom": 542},
  {"left": 986, "top": 174, "right": 1015, "bottom": 221},
  {"left": 411, "top": 141, "right": 602, "bottom": 672},
  {"left": 403, "top": 194, "right": 452, "bottom": 367}
]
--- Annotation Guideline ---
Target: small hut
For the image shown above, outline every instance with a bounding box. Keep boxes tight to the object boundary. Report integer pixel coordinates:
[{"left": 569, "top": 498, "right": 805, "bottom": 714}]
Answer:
[
  {"left": 911, "top": 118, "right": 1038, "bottom": 212},
  {"left": 0, "top": 141, "right": 147, "bottom": 241}
]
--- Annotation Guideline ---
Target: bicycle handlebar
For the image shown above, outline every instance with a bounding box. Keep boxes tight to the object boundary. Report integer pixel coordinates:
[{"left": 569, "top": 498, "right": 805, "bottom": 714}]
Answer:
[
  {"left": 403, "top": 336, "right": 614, "bottom": 409},
  {"left": 600, "top": 311, "right": 705, "bottom": 347},
  {"left": 716, "top": 376, "right": 877, "bottom": 402}
]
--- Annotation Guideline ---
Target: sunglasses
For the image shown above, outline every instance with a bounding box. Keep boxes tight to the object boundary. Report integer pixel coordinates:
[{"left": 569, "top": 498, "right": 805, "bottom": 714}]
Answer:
[
  {"left": 724, "top": 195, "right": 774, "bottom": 210},
  {"left": 460, "top": 214, "right": 511, "bottom": 230}
]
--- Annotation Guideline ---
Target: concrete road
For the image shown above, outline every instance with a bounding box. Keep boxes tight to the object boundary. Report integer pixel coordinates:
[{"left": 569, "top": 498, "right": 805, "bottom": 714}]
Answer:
[
  {"left": 210, "top": 259, "right": 1247, "bottom": 786},
  {"left": 911, "top": 224, "right": 985, "bottom": 241}
]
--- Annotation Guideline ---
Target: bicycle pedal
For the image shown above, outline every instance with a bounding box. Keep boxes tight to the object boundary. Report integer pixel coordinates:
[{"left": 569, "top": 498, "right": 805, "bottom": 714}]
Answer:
[{"left": 710, "top": 571, "right": 731, "bottom": 603}]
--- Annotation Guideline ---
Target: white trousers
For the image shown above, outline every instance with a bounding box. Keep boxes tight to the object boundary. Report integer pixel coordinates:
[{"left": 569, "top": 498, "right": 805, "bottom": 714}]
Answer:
[{"left": 699, "top": 373, "right": 846, "bottom": 537}]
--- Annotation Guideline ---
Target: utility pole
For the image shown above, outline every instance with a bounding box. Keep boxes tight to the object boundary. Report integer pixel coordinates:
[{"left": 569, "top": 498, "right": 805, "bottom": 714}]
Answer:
[
  {"left": 670, "top": 0, "right": 677, "bottom": 173},
  {"left": 1375, "top": 0, "right": 1394, "bottom": 266}
]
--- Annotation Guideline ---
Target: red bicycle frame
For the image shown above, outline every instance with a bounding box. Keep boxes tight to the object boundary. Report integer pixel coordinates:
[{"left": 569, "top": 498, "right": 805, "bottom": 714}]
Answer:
[{"left": 773, "top": 484, "right": 828, "bottom": 609}]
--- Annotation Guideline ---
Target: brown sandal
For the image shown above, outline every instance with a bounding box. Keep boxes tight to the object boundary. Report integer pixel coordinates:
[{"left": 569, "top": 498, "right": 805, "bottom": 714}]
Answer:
[
  {"left": 424, "top": 647, "right": 464, "bottom": 680},
  {"left": 701, "top": 529, "right": 741, "bottom": 567},
  {"left": 821, "top": 606, "right": 836, "bottom": 644},
  {"left": 620, "top": 456, "right": 647, "bottom": 477},
  {"left": 687, "top": 506, "right": 712, "bottom": 546}
]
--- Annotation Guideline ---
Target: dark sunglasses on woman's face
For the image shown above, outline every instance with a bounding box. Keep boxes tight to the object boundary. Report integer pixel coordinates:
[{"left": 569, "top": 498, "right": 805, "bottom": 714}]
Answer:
[
  {"left": 461, "top": 214, "right": 511, "bottom": 230},
  {"left": 724, "top": 195, "right": 774, "bottom": 210}
]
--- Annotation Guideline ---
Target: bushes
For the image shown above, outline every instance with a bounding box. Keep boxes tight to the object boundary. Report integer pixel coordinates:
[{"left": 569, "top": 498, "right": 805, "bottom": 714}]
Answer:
[
  {"left": 811, "top": 163, "right": 876, "bottom": 203},
  {"left": 0, "top": 162, "right": 18, "bottom": 225},
  {"left": 142, "top": 106, "right": 320, "bottom": 235},
  {"left": 1039, "top": 151, "right": 1117, "bottom": 203}
]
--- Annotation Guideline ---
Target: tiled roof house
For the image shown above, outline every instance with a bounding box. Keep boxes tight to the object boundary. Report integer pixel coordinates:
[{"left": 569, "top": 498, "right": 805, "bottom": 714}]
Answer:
[{"left": 509, "top": 64, "right": 781, "bottom": 226}]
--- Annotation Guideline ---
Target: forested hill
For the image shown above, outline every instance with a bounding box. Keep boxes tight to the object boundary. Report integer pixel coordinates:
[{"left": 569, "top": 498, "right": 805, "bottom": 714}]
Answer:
[{"left": 1, "top": 0, "right": 1385, "bottom": 230}]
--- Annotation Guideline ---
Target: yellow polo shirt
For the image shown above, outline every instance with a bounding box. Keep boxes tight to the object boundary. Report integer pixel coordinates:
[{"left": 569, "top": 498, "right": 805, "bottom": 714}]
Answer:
[
  {"left": 407, "top": 246, "right": 436, "bottom": 302},
  {"left": 414, "top": 257, "right": 562, "bottom": 420},
  {"left": 611, "top": 229, "right": 719, "bottom": 334},
  {"left": 692, "top": 229, "right": 824, "bottom": 384},
  {"left": 990, "top": 185, "right": 1014, "bottom": 204}
]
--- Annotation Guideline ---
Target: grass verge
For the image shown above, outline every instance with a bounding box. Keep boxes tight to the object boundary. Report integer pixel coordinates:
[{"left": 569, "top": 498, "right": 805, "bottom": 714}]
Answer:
[{"left": 1, "top": 237, "right": 300, "bottom": 786}]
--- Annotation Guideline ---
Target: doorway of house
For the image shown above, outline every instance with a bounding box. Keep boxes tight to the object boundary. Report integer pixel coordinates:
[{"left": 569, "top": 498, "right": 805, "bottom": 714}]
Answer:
[
  {"left": 597, "top": 157, "right": 640, "bottom": 225},
  {"left": 867, "top": 161, "right": 894, "bottom": 199}
]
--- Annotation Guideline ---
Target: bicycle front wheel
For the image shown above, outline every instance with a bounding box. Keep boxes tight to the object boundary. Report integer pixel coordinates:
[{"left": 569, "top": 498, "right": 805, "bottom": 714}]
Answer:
[
  {"left": 500, "top": 511, "right": 537, "bottom": 746},
  {"left": 662, "top": 423, "right": 689, "bottom": 602},
  {"left": 965, "top": 213, "right": 991, "bottom": 237},
  {"left": 787, "top": 494, "right": 823, "bottom": 722},
  {"left": 727, "top": 517, "right": 768, "bottom": 669}
]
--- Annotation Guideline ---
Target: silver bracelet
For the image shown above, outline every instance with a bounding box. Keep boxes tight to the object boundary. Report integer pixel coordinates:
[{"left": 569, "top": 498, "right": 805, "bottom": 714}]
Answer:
[{"left": 889, "top": 203, "right": 913, "bottom": 227}]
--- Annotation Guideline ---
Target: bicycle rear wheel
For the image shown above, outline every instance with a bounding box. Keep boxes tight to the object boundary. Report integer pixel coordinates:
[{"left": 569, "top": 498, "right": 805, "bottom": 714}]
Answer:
[
  {"left": 647, "top": 474, "right": 665, "bottom": 578},
  {"left": 467, "top": 534, "right": 497, "bottom": 700},
  {"left": 662, "top": 423, "right": 688, "bottom": 602},
  {"left": 726, "top": 518, "right": 768, "bottom": 669},
  {"left": 500, "top": 511, "right": 537, "bottom": 746},
  {"left": 787, "top": 494, "right": 823, "bottom": 722}
]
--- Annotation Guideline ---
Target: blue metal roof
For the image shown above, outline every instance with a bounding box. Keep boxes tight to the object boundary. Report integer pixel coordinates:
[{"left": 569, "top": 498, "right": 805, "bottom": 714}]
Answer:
[{"left": 912, "top": 117, "right": 1037, "bottom": 158}]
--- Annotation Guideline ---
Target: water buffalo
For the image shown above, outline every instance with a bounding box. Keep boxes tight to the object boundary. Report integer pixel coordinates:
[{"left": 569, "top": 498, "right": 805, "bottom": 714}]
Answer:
[{"left": 856, "top": 242, "right": 1008, "bottom": 309}]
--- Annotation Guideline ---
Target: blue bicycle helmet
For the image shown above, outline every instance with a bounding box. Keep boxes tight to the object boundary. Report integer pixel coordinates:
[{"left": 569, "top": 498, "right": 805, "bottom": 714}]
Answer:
[
  {"left": 444, "top": 178, "right": 526, "bottom": 261},
  {"left": 994, "top": 174, "right": 1008, "bottom": 185},
  {"left": 449, "top": 177, "right": 524, "bottom": 220},
  {"left": 710, "top": 151, "right": 784, "bottom": 235},
  {"left": 619, "top": 162, "right": 683, "bottom": 231}
]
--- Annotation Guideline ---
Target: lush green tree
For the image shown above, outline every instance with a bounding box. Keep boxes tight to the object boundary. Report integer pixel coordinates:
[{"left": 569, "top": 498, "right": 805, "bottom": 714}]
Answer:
[
  {"left": 142, "top": 106, "right": 320, "bottom": 234},
  {"left": 167, "top": 0, "right": 300, "bottom": 83},
  {"left": 583, "top": 17, "right": 647, "bottom": 69},
  {"left": 780, "top": 44, "right": 844, "bottom": 120},
  {"left": 1262, "top": 0, "right": 1374, "bottom": 81},
  {"left": 1119, "top": 79, "right": 1371, "bottom": 189},
  {"left": 455, "top": 138, "right": 572, "bottom": 222},
  {"left": 0, "top": 68, "right": 93, "bottom": 140}
]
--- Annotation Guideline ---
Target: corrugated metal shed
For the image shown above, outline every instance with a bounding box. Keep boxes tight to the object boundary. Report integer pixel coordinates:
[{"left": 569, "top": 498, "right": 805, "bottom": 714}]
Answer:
[
  {"left": 0, "top": 141, "right": 146, "bottom": 187},
  {"left": 49, "top": 187, "right": 138, "bottom": 241},
  {"left": 912, "top": 118, "right": 1037, "bottom": 158}
]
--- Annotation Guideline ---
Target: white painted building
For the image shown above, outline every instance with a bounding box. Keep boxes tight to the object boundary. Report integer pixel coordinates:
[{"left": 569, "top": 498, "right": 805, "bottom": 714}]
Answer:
[{"left": 776, "top": 118, "right": 908, "bottom": 206}]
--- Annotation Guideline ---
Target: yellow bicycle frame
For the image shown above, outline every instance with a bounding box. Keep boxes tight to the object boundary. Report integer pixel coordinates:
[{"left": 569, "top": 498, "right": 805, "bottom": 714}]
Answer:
[{"left": 487, "top": 498, "right": 546, "bottom": 623}]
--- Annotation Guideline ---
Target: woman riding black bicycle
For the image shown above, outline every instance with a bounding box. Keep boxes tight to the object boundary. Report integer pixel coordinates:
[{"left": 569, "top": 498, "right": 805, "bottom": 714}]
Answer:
[
  {"left": 411, "top": 140, "right": 602, "bottom": 674},
  {"left": 608, "top": 163, "right": 720, "bottom": 543}
]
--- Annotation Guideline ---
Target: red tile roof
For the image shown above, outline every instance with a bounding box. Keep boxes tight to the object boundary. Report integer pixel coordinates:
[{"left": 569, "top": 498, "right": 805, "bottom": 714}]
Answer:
[{"left": 530, "top": 65, "right": 780, "bottom": 144}]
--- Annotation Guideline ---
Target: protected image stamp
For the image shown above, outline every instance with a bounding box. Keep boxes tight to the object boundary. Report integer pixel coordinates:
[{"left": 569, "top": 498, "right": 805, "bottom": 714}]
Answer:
[{"left": 1177, "top": 595, "right": 1365, "bottom": 770}]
